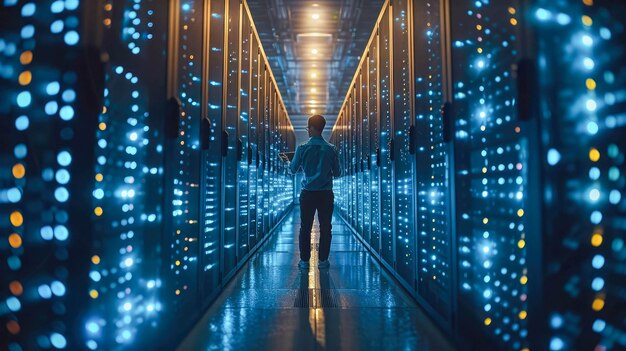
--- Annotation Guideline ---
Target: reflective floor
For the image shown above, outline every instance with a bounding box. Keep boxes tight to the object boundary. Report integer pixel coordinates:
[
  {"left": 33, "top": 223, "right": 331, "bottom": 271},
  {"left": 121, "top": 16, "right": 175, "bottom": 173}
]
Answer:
[{"left": 178, "top": 207, "right": 456, "bottom": 351}]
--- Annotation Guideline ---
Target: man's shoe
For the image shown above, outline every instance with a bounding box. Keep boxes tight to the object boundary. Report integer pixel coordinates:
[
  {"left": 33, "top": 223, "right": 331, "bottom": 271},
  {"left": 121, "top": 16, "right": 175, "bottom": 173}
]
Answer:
[
  {"left": 298, "top": 260, "right": 310, "bottom": 269},
  {"left": 318, "top": 260, "right": 330, "bottom": 269}
]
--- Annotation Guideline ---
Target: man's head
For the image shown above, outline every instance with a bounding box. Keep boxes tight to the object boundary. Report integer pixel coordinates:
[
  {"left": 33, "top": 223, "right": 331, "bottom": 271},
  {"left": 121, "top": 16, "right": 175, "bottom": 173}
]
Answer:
[{"left": 307, "top": 114, "right": 326, "bottom": 137}]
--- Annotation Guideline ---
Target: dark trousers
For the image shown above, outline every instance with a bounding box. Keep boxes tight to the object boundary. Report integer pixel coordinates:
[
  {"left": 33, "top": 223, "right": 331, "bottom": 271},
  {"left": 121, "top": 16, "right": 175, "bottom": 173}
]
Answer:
[{"left": 299, "top": 190, "right": 334, "bottom": 261}]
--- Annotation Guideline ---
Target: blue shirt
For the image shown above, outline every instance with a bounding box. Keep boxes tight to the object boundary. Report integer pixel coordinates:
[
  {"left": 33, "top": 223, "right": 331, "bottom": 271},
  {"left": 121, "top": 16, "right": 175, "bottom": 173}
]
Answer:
[{"left": 289, "top": 136, "right": 341, "bottom": 191}]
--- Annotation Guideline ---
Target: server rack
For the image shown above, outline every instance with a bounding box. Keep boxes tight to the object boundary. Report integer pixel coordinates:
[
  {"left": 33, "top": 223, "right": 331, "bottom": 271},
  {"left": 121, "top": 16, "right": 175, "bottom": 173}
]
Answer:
[
  {"left": 330, "top": 0, "right": 626, "bottom": 350},
  {"left": 1, "top": 1, "right": 295, "bottom": 350}
]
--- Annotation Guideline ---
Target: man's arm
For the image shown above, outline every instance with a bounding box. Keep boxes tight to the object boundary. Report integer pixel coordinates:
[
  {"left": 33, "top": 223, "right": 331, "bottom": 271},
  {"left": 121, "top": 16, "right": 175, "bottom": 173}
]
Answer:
[
  {"left": 289, "top": 145, "right": 302, "bottom": 174},
  {"left": 331, "top": 146, "right": 341, "bottom": 177}
]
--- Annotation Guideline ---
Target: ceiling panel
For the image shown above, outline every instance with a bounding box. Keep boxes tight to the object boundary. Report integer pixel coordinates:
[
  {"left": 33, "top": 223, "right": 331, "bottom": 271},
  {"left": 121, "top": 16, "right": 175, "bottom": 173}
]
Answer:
[{"left": 247, "top": 0, "right": 384, "bottom": 143}]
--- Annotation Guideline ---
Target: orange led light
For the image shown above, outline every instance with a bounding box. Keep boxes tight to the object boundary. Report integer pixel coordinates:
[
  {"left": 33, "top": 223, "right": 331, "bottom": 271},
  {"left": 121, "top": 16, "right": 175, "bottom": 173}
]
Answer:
[
  {"left": 12, "top": 163, "right": 25, "bottom": 179},
  {"left": 582, "top": 15, "right": 593, "bottom": 26},
  {"left": 95, "top": 173, "right": 104, "bottom": 182},
  {"left": 519, "top": 310, "right": 527, "bottom": 320},
  {"left": 94, "top": 207, "right": 103, "bottom": 216},
  {"left": 510, "top": 18, "right": 518, "bottom": 26},
  {"left": 484, "top": 318, "right": 492, "bottom": 326},
  {"left": 520, "top": 275, "right": 528, "bottom": 285},
  {"left": 586, "top": 78, "right": 596, "bottom": 90},
  {"left": 589, "top": 148, "right": 600, "bottom": 162},
  {"left": 92, "top": 255, "right": 101, "bottom": 265},
  {"left": 8, "top": 233, "right": 22, "bottom": 249},
  {"left": 99, "top": 122, "right": 107, "bottom": 131},
  {"left": 20, "top": 51, "right": 33, "bottom": 65},
  {"left": 18, "top": 71, "right": 32, "bottom": 86},
  {"left": 592, "top": 298, "right": 605, "bottom": 311},
  {"left": 89, "top": 289, "right": 99, "bottom": 299},
  {"left": 10, "top": 211, "right": 23, "bottom": 227},
  {"left": 6, "top": 320, "right": 20, "bottom": 335},
  {"left": 591, "top": 233, "right": 603, "bottom": 247},
  {"left": 9, "top": 281, "right": 23, "bottom": 296}
]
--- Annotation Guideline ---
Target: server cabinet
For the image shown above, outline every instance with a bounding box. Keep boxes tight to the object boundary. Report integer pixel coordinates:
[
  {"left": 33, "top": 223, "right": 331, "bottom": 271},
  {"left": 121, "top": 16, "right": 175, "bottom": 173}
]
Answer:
[
  {"left": 258, "top": 67, "right": 267, "bottom": 239},
  {"left": 449, "top": 0, "right": 532, "bottom": 349},
  {"left": 392, "top": 0, "right": 417, "bottom": 286},
  {"left": 361, "top": 67, "right": 373, "bottom": 245},
  {"left": 0, "top": 1, "right": 102, "bottom": 349},
  {"left": 201, "top": 0, "right": 225, "bottom": 303},
  {"left": 412, "top": 0, "right": 453, "bottom": 325},
  {"left": 379, "top": 6, "right": 395, "bottom": 266},
  {"left": 369, "top": 39, "right": 382, "bottom": 254},
  {"left": 356, "top": 75, "right": 365, "bottom": 237},
  {"left": 350, "top": 85, "right": 360, "bottom": 233},
  {"left": 88, "top": 1, "right": 172, "bottom": 349},
  {"left": 222, "top": 0, "right": 242, "bottom": 279},
  {"left": 163, "top": 0, "right": 205, "bottom": 325},
  {"left": 247, "top": 36, "right": 260, "bottom": 248},
  {"left": 347, "top": 95, "right": 354, "bottom": 228},
  {"left": 263, "top": 69, "right": 272, "bottom": 235},
  {"left": 531, "top": 1, "right": 626, "bottom": 350},
  {"left": 237, "top": 14, "right": 251, "bottom": 259}
]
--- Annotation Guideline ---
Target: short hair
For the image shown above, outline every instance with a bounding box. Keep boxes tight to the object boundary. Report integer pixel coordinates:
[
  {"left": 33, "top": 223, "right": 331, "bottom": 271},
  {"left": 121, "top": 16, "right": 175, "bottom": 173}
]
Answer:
[{"left": 308, "top": 114, "right": 326, "bottom": 132}]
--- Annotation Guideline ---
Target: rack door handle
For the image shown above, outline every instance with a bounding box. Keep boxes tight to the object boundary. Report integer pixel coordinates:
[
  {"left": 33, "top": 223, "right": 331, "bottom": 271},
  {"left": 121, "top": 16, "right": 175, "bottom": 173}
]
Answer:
[
  {"left": 201, "top": 116, "right": 212, "bottom": 150},
  {"left": 441, "top": 102, "right": 453, "bottom": 143},
  {"left": 221, "top": 130, "right": 229, "bottom": 157},
  {"left": 515, "top": 58, "right": 537, "bottom": 121},
  {"left": 236, "top": 138, "right": 243, "bottom": 162},
  {"left": 166, "top": 97, "right": 181, "bottom": 140}
]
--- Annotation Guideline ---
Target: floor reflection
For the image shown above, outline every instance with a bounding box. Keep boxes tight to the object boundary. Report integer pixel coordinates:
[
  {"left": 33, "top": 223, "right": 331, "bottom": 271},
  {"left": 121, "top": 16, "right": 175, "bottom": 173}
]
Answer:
[{"left": 177, "top": 207, "right": 456, "bottom": 350}]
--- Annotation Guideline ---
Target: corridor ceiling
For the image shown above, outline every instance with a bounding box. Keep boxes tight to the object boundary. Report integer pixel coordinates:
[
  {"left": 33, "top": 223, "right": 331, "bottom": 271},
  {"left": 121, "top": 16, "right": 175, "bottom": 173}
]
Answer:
[{"left": 247, "top": 0, "right": 384, "bottom": 142}]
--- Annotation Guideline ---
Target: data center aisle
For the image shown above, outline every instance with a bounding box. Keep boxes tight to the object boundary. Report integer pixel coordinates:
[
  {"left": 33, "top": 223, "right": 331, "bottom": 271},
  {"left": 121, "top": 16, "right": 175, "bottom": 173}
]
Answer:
[{"left": 177, "top": 207, "right": 455, "bottom": 351}]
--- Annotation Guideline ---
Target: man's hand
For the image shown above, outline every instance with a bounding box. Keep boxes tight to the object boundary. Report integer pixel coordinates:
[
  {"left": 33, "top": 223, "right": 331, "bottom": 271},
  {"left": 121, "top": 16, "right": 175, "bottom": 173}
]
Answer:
[{"left": 279, "top": 153, "right": 290, "bottom": 163}]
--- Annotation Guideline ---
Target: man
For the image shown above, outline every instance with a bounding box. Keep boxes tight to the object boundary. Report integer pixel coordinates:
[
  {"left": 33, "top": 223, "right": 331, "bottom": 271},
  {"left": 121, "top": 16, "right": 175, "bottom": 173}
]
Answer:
[{"left": 284, "top": 115, "right": 340, "bottom": 269}]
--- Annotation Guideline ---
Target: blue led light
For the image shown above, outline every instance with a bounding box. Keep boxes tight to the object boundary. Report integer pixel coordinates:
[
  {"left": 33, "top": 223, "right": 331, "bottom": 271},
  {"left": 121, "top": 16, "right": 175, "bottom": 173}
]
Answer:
[
  {"left": 50, "top": 333, "right": 67, "bottom": 349},
  {"left": 15, "top": 115, "right": 29, "bottom": 130},
  {"left": 17, "top": 91, "right": 32, "bottom": 107},
  {"left": 51, "top": 1, "right": 64, "bottom": 13},
  {"left": 86, "top": 321, "right": 100, "bottom": 334},
  {"left": 38, "top": 284, "right": 52, "bottom": 298},
  {"left": 21, "top": 3, "right": 36, "bottom": 16},
  {"left": 64, "top": 30, "right": 80, "bottom": 45},
  {"left": 60, "top": 105, "right": 74, "bottom": 120},
  {"left": 40, "top": 226, "right": 54, "bottom": 240},
  {"left": 47, "top": 81, "right": 61, "bottom": 95},
  {"left": 593, "top": 319, "right": 606, "bottom": 332},
  {"left": 591, "top": 277, "right": 604, "bottom": 291},
  {"left": 57, "top": 151, "right": 72, "bottom": 166},
  {"left": 89, "top": 271, "right": 101, "bottom": 282},
  {"left": 7, "top": 188, "right": 22, "bottom": 203},
  {"left": 556, "top": 13, "right": 571, "bottom": 25},
  {"left": 550, "top": 315, "right": 563, "bottom": 328},
  {"left": 45, "top": 101, "right": 59, "bottom": 115},
  {"left": 609, "top": 190, "right": 621, "bottom": 204},
  {"left": 54, "top": 225, "right": 69, "bottom": 241},
  {"left": 21, "top": 25, "right": 35, "bottom": 39},
  {"left": 65, "top": 0, "right": 79, "bottom": 10},
  {"left": 550, "top": 337, "right": 564, "bottom": 350},
  {"left": 7, "top": 256, "right": 21, "bottom": 270},
  {"left": 6, "top": 297, "right": 21, "bottom": 312},
  {"left": 50, "top": 281, "right": 66, "bottom": 296},
  {"left": 590, "top": 211, "right": 602, "bottom": 224},
  {"left": 547, "top": 149, "right": 561, "bottom": 166},
  {"left": 592, "top": 255, "right": 605, "bottom": 269},
  {"left": 62, "top": 89, "right": 76, "bottom": 102},
  {"left": 55, "top": 187, "right": 70, "bottom": 202}
]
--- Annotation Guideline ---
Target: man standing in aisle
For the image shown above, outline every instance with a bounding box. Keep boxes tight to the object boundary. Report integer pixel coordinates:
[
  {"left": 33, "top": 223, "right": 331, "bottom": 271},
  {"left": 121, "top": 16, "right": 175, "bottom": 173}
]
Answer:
[{"left": 283, "top": 115, "right": 340, "bottom": 269}]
